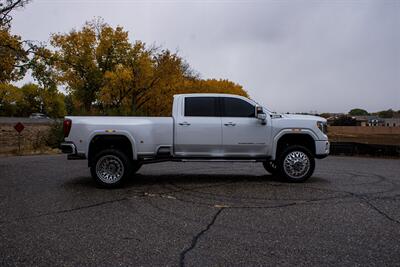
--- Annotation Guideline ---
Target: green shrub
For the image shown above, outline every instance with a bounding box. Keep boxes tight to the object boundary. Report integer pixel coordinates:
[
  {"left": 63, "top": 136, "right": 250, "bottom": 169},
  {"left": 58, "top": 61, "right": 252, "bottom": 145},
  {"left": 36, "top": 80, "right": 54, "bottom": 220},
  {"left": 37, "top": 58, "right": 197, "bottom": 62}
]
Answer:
[
  {"left": 32, "top": 130, "right": 47, "bottom": 151},
  {"left": 46, "top": 120, "right": 64, "bottom": 148}
]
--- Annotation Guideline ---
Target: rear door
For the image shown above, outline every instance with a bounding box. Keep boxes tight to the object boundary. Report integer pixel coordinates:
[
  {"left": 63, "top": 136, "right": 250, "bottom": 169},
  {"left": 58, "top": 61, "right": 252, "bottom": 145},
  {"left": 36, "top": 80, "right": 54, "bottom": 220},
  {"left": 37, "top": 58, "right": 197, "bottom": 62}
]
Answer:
[
  {"left": 174, "top": 96, "right": 222, "bottom": 157},
  {"left": 221, "top": 97, "right": 269, "bottom": 157}
]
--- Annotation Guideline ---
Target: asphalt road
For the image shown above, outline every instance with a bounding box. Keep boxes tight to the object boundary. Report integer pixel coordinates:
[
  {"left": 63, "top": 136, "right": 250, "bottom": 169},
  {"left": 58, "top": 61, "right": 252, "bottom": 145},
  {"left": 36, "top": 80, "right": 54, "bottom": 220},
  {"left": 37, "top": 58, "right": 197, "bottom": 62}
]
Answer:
[{"left": 0, "top": 155, "right": 399, "bottom": 266}]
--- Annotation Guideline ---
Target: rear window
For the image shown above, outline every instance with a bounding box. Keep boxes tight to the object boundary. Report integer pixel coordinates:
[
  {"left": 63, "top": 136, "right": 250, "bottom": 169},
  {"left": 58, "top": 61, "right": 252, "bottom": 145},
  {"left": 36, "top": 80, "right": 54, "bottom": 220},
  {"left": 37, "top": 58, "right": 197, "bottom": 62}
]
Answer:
[{"left": 185, "top": 97, "right": 218, "bottom": 117}]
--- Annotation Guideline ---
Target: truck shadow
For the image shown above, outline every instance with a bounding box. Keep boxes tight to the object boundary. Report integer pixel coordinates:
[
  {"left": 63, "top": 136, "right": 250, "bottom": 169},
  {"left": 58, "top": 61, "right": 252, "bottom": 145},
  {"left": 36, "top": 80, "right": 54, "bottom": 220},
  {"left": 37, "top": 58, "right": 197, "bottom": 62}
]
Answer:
[{"left": 65, "top": 173, "right": 328, "bottom": 189}]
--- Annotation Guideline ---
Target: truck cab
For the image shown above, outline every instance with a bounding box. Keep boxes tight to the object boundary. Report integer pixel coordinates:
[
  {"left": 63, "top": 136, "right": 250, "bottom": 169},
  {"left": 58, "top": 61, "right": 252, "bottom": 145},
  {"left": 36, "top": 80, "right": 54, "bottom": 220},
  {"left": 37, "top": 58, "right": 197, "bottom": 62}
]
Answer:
[{"left": 173, "top": 94, "right": 272, "bottom": 158}]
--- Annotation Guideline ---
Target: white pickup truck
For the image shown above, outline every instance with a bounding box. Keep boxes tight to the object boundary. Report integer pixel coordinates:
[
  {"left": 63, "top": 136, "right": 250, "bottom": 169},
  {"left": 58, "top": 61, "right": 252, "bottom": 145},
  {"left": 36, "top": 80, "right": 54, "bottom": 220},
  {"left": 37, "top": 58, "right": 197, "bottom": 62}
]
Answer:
[{"left": 61, "top": 93, "right": 329, "bottom": 187}]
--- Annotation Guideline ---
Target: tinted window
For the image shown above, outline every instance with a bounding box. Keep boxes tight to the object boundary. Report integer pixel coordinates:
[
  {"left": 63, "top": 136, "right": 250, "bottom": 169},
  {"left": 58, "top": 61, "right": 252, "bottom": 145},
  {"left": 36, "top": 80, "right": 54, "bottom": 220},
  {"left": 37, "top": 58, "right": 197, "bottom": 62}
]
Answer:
[
  {"left": 223, "top": 97, "right": 255, "bottom": 117},
  {"left": 185, "top": 97, "right": 218, "bottom": 117}
]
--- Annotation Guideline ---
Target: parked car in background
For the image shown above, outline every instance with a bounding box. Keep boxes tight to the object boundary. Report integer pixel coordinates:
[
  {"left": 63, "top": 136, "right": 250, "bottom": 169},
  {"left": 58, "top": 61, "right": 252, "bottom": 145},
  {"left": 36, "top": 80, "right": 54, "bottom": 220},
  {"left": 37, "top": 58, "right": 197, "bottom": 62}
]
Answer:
[{"left": 29, "top": 113, "right": 49, "bottom": 119}]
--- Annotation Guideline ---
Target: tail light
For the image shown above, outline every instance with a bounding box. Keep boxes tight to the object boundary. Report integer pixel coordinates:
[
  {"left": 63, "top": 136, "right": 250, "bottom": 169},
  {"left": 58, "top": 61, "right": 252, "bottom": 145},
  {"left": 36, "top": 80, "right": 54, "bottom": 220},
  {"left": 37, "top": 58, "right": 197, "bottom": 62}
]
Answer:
[{"left": 63, "top": 119, "right": 72, "bottom": 137}]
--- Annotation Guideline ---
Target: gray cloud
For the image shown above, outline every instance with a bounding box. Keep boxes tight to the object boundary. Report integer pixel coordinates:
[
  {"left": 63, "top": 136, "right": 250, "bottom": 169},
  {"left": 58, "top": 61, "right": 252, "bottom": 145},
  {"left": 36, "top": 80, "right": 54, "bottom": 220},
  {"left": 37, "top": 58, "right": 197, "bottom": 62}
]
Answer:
[{"left": 12, "top": 0, "right": 400, "bottom": 113}]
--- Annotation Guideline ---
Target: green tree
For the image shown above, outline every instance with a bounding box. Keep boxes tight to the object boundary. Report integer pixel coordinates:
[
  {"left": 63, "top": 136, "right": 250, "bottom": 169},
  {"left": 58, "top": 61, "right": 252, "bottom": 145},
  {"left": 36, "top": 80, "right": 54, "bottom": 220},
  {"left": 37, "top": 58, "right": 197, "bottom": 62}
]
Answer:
[
  {"left": 64, "top": 94, "right": 75, "bottom": 115},
  {"left": 378, "top": 109, "right": 394, "bottom": 118},
  {"left": 16, "top": 83, "right": 42, "bottom": 116},
  {"left": 42, "top": 90, "right": 66, "bottom": 118},
  {"left": 16, "top": 83, "right": 66, "bottom": 117},
  {"left": 349, "top": 108, "right": 368, "bottom": 116},
  {"left": 0, "top": 83, "right": 21, "bottom": 115}
]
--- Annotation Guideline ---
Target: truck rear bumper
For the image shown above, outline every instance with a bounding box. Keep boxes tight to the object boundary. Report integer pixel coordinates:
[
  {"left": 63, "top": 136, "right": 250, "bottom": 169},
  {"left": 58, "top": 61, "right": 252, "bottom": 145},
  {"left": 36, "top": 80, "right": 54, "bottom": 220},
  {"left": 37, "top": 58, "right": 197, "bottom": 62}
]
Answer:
[
  {"left": 60, "top": 142, "right": 76, "bottom": 154},
  {"left": 315, "top": 140, "right": 330, "bottom": 159},
  {"left": 60, "top": 142, "right": 86, "bottom": 160}
]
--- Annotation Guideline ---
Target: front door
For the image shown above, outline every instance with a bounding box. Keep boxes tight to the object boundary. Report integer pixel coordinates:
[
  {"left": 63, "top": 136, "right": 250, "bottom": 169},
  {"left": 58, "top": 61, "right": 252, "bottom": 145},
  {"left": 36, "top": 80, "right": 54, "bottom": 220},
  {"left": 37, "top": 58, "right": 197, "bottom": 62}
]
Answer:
[
  {"left": 174, "top": 96, "right": 222, "bottom": 157},
  {"left": 221, "top": 97, "right": 269, "bottom": 157}
]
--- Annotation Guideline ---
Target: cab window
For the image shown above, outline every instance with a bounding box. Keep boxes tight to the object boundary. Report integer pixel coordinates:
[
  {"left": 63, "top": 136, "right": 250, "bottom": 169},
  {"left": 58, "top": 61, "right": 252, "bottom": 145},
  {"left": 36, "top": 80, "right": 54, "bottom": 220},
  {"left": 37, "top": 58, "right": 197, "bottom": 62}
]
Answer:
[
  {"left": 184, "top": 97, "right": 218, "bottom": 117},
  {"left": 222, "top": 97, "right": 255, "bottom": 117}
]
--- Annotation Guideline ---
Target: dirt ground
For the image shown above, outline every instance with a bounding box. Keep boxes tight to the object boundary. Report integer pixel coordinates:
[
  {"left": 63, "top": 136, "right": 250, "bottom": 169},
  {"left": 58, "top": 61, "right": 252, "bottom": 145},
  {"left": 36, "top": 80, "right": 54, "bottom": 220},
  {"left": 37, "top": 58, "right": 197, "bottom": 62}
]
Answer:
[
  {"left": 328, "top": 126, "right": 400, "bottom": 145},
  {"left": 0, "top": 123, "right": 59, "bottom": 155}
]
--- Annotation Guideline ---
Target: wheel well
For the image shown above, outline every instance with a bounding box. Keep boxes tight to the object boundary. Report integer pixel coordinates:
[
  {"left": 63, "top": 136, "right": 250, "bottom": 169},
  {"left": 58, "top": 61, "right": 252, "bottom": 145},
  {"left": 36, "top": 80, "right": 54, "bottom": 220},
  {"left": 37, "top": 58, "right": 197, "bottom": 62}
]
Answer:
[
  {"left": 276, "top": 134, "right": 315, "bottom": 158},
  {"left": 88, "top": 135, "right": 133, "bottom": 167}
]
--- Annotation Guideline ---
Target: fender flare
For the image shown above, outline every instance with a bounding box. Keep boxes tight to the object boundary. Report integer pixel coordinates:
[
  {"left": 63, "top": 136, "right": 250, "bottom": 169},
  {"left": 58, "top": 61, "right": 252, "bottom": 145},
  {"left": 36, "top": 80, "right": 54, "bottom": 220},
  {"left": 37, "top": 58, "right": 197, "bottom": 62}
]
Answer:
[
  {"left": 271, "top": 128, "right": 318, "bottom": 160},
  {"left": 86, "top": 130, "right": 138, "bottom": 160}
]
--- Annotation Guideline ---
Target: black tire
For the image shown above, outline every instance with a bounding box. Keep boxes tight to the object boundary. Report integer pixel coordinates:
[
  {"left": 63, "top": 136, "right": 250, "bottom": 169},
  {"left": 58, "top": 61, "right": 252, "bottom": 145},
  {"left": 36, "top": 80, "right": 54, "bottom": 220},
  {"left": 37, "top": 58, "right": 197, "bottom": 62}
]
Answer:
[
  {"left": 132, "top": 162, "right": 142, "bottom": 174},
  {"left": 90, "top": 149, "right": 132, "bottom": 188},
  {"left": 276, "top": 145, "right": 315, "bottom": 183},
  {"left": 263, "top": 161, "right": 277, "bottom": 175}
]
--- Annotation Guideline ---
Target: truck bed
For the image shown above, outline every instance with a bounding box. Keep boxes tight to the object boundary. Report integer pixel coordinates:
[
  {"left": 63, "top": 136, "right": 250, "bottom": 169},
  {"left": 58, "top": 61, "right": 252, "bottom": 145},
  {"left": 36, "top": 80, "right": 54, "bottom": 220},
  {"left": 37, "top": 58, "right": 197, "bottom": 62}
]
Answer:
[{"left": 65, "top": 116, "right": 173, "bottom": 156}]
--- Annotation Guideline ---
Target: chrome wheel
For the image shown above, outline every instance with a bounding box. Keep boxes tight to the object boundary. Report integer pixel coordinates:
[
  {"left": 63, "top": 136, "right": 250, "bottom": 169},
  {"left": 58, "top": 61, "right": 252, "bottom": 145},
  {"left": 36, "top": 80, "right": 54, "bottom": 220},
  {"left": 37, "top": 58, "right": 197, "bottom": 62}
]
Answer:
[
  {"left": 96, "top": 155, "right": 125, "bottom": 184},
  {"left": 283, "top": 151, "right": 310, "bottom": 179}
]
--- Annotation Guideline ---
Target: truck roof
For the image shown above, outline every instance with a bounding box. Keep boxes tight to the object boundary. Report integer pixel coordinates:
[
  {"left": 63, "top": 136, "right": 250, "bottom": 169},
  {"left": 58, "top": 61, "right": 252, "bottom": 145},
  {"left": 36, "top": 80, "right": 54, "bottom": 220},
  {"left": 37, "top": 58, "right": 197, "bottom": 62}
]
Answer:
[{"left": 173, "top": 93, "right": 246, "bottom": 98}]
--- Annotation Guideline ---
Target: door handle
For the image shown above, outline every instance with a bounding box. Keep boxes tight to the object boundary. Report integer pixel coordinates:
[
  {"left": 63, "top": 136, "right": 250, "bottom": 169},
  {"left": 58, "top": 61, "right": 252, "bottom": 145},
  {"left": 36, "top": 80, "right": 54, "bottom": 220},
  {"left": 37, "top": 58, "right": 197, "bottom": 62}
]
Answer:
[
  {"left": 179, "top": 122, "right": 191, "bottom": 126},
  {"left": 224, "top": 122, "right": 236, "bottom": 126}
]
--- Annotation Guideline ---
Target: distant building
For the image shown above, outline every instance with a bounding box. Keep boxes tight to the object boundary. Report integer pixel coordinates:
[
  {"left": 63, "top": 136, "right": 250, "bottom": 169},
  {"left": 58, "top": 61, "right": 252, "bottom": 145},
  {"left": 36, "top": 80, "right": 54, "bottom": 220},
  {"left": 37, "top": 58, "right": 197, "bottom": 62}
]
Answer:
[
  {"left": 352, "top": 116, "right": 385, "bottom": 126},
  {"left": 327, "top": 114, "right": 400, "bottom": 127},
  {"left": 383, "top": 118, "right": 400, "bottom": 127},
  {"left": 352, "top": 116, "right": 368, "bottom": 126}
]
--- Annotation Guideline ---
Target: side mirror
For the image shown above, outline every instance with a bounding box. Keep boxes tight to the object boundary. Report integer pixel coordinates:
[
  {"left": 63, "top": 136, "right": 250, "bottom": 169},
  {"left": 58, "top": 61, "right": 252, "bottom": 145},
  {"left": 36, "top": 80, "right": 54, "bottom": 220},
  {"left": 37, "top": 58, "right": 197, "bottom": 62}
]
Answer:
[
  {"left": 256, "top": 106, "right": 264, "bottom": 115},
  {"left": 255, "top": 106, "right": 267, "bottom": 125},
  {"left": 257, "top": 113, "right": 267, "bottom": 121}
]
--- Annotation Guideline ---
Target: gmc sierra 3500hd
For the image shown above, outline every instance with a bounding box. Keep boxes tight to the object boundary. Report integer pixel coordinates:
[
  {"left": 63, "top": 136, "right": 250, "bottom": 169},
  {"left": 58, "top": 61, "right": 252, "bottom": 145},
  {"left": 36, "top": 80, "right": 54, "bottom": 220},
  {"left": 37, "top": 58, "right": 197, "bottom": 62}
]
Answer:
[{"left": 61, "top": 93, "right": 329, "bottom": 187}]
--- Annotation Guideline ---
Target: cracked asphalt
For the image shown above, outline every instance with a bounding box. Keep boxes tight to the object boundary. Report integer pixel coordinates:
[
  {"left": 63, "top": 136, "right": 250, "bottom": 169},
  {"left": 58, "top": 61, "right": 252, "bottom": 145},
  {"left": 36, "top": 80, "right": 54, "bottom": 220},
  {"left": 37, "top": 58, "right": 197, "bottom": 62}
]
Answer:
[{"left": 1, "top": 155, "right": 400, "bottom": 266}]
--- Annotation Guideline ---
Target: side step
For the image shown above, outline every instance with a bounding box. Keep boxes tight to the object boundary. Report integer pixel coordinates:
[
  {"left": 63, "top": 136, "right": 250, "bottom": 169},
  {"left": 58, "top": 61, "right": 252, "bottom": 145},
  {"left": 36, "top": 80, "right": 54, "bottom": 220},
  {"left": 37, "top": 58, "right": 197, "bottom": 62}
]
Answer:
[
  {"left": 139, "top": 156, "right": 270, "bottom": 164},
  {"left": 181, "top": 159, "right": 261, "bottom": 162}
]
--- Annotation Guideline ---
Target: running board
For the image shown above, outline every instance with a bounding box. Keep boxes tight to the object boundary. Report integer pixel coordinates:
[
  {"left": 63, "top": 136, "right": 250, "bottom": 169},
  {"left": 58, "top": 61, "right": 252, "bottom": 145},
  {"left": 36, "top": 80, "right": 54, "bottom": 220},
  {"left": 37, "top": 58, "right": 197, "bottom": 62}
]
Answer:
[
  {"left": 139, "top": 156, "right": 270, "bottom": 164},
  {"left": 181, "top": 159, "right": 261, "bottom": 162}
]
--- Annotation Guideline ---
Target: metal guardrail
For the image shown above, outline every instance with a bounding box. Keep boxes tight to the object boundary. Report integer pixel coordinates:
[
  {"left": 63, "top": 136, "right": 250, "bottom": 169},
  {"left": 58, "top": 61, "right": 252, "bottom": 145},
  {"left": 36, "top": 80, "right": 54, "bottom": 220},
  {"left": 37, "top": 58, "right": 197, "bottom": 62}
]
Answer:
[{"left": 330, "top": 142, "right": 400, "bottom": 157}]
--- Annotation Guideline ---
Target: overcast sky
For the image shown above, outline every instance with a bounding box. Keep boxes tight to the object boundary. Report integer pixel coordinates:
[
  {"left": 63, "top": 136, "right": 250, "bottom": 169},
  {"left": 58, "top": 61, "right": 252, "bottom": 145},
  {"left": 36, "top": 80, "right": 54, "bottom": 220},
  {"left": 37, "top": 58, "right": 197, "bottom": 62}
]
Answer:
[{"left": 11, "top": 0, "right": 400, "bottom": 113}]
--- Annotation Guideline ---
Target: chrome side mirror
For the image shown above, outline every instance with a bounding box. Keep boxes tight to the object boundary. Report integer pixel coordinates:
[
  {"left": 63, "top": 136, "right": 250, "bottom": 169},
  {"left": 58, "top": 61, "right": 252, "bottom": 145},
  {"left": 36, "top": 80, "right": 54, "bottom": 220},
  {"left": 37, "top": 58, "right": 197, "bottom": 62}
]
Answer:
[
  {"left": 257, "top": 113, "right": 266, "bottom": 121},
  {"left": 257, "top": 113, "right": 267, "bottom": 124},
  {"left": 256, "top": 106, "right": 267, "bottom": 125}
]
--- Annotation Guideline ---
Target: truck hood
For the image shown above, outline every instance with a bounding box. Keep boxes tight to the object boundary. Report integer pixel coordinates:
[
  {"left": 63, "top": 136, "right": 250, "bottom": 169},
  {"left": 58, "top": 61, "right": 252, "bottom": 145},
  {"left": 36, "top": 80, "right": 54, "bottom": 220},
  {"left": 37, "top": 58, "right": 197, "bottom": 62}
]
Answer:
[
  {"left": 270, "top": 114, "right": 327, "bottom": 136},
  {"left": 280, "top": 114, "right": 326, "bottom": 122}
]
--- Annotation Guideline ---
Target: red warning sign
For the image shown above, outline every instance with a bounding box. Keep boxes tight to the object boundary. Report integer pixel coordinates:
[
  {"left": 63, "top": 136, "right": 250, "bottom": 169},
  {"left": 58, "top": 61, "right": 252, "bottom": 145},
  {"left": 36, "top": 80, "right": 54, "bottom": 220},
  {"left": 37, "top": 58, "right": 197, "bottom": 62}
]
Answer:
[{"left": 14, "top": 122, "right": 24, "bottom": 133}]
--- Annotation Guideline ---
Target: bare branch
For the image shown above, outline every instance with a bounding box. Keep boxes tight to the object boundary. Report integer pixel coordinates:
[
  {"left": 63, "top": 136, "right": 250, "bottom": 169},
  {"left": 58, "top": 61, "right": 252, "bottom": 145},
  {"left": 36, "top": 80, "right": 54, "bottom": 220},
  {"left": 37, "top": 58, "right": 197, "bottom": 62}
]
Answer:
[{"left": 0, "top": 0, "right": 31, "bottom": 27}]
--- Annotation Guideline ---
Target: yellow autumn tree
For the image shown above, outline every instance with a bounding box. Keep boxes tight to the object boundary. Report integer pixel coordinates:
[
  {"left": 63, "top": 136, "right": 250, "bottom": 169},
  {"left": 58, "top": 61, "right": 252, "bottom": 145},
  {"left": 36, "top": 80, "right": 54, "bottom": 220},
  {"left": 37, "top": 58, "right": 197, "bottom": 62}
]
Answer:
[
  {"left": 98, "top": 65, "right": 134, "bottom": 115},
  {"left": 0, "top": 0, "right": 31, "bottom": 83},
  {"left": 142, "top": 79, "right": 248, "bottom": 116},
  {"left": 0, "top": 83, "right": 21, "bottom": 115},
  {"left": 38, "top": 19, "right": 249, "bottom": 116},
  {"left": 49, "top": 19, "right": 131, "bottom": 113},
  {"left": 0, "top": 27, "right": 28, "bottom": 83},
  {"left": 15, "top": 83, "right": 66, "bottom": 117}
]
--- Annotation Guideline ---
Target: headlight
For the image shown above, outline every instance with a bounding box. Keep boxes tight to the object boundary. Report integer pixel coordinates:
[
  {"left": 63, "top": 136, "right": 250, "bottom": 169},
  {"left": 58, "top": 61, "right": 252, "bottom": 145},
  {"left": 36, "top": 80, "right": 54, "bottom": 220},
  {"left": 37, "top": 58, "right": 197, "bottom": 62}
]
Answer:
[{"left": 317, "top": 121, "right": 328, "bottom": 134}]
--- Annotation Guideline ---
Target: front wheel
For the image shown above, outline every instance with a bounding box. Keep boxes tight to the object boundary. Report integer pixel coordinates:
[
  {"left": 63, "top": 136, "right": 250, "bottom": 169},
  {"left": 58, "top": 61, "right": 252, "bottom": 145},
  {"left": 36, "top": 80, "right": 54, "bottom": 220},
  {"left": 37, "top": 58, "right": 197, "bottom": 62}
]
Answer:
[
  {"left": 90, "top": 149, "right": 132, "bottom": 188},
  {"left": 276, "top": 145, "right": 315, "bottom": 182}
]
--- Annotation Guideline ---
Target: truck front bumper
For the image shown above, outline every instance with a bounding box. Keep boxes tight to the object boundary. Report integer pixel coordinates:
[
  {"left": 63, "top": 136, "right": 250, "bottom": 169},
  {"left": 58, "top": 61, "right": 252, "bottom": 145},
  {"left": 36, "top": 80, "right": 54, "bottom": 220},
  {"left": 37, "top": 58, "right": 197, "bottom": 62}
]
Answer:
[
  {"left": 60, "top": 142, "right": 86, "bottom": 160},
  {"left": 315, "top": 140, "right": 330, "bottom": 159}
]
